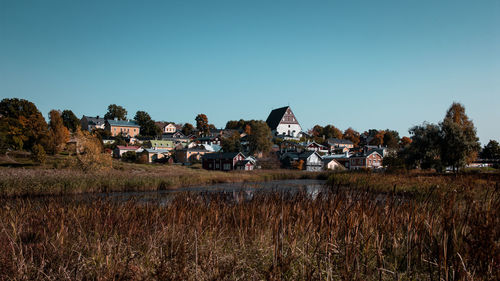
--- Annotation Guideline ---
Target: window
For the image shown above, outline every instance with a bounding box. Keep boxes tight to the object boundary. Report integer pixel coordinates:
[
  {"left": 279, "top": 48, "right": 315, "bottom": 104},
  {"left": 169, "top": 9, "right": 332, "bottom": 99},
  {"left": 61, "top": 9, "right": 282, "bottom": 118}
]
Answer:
[{"left": 223, "top": 163, "right": 231, "bottom": 170}]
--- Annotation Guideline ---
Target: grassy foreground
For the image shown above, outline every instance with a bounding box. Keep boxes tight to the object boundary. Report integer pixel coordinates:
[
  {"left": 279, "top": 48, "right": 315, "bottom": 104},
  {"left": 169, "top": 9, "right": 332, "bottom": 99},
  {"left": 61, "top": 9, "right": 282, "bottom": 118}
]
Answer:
[
  {"left": 0, "top": 174, "right": 498, "bottom": 280},
  {"left": 0, "top": 163, "right": 330, "bottom": 197}
]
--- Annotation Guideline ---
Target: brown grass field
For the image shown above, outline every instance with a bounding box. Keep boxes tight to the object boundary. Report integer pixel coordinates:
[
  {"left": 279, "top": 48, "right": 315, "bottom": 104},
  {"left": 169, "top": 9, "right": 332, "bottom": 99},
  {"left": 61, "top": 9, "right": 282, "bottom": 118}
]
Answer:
[{"left": 0, "top": 172, "right": 498, "bottom": 280}]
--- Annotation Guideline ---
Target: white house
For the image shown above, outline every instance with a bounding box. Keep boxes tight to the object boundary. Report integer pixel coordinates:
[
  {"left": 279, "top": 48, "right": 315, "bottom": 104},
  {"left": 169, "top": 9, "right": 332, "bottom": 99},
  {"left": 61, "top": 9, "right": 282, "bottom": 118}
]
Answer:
[
  {"left": 266, "top": 106, "right": 302, "bottom": 139},
  {"left": 322, "top": 157, "right": 345, "bottom": 170}
]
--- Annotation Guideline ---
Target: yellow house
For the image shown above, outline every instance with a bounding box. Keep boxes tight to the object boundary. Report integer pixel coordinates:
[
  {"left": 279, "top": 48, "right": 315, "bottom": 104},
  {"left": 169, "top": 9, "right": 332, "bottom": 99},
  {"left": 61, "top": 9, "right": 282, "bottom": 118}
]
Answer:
[{"left": 105, "top": 119, "right": 141, "bottom": 138}]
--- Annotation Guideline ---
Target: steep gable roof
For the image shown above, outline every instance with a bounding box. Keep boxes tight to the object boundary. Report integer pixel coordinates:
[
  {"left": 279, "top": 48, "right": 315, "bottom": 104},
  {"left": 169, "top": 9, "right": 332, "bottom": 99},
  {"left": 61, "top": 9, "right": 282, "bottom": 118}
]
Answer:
[{"left": 266, "top": 106, "right": 289, "bottom": 130}]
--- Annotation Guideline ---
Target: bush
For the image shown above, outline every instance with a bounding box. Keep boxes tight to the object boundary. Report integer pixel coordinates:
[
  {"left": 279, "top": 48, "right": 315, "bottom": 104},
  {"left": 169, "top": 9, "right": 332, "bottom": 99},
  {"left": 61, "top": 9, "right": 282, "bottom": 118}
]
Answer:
[
  {"left": 136, "top": 154, "right": 149, "bottom": 164},
  {"left": 121, "top": 151, "right": 137, "bottom": 162},
  {"left": 31, "top": 144, "right": 46, "bottom": 164}
]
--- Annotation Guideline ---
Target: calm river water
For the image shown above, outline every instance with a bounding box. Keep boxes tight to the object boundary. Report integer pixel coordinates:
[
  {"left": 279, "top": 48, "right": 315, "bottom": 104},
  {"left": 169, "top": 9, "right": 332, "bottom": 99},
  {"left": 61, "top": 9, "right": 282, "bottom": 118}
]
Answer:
[{"left": 86, "top": 179, "right": 328, "bottom": 205}]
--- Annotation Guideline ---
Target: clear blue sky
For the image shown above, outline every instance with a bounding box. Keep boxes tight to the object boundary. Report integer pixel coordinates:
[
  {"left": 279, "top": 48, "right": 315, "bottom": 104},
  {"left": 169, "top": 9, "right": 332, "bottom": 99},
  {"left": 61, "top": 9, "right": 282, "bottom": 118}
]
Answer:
[{"left": 1, "top": 0, "right": 498, "bottom": 144}]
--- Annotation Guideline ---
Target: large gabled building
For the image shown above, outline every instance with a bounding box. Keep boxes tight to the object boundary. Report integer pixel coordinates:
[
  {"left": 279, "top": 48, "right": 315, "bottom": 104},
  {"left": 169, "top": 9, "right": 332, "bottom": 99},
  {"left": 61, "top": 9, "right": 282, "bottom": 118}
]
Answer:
[{"left": 266, "top": 106, "right": 302, "bottom": 139}]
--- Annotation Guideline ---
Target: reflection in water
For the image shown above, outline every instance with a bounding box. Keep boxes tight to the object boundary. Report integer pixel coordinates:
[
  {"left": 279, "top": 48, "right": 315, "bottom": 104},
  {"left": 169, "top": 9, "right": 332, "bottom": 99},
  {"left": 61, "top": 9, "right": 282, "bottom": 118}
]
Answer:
[{"left": 86, "top": 179, "right": 327, "bottom": 205}]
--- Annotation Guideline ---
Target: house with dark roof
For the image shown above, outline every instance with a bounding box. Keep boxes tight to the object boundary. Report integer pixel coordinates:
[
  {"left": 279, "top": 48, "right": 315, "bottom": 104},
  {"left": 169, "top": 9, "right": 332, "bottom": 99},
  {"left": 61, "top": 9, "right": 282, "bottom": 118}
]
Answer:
[
  {"left": 80, "top": 115, "right": 106, "bottom": 131},
  {"left": 162, "top": 131, "right": 190, "bottom": 143},
  {"left": 304, "top": 141, "right": 328, "bottom": 153},
  {"left": 266, "top": 106, "right": 302, "bottom": 139},
  {"left": 105, "top": 119, "right": 140, "bottom": 138},
  {"left": 202, "top": 152, "right": 246, "bottom": 171}
]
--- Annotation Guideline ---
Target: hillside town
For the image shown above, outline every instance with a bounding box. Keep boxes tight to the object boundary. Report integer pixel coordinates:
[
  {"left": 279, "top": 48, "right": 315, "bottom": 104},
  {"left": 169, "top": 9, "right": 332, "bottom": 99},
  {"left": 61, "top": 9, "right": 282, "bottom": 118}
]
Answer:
[
  {"left": 1, "top": 98, "right": 497, "bottom": 173},
  {"left": 74, "top": 105, "right": 391, "bottom": 172},
  {"left": 72, "top": 104, "right": 495, "bottom": 172}
]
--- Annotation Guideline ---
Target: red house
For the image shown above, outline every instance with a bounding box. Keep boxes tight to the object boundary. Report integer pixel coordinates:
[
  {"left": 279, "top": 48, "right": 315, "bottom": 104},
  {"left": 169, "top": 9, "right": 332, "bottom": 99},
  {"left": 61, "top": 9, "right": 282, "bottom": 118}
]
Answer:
[
  {"left": 349, "top": 151, "right": 383, "bottom": 170},
  {"left": 202, "top": 152, "right": 246, "bottom": 171}
]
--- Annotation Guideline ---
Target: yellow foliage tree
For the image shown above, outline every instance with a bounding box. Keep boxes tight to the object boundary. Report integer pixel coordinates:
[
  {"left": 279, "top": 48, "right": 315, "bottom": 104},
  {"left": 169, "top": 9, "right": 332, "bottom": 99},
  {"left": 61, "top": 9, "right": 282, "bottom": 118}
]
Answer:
[
  {"left": 73, "top": 129, "right": 112, "bottom": 171},
  {"left": 47, "top": 110, "right": 70, "bottom": 154}
]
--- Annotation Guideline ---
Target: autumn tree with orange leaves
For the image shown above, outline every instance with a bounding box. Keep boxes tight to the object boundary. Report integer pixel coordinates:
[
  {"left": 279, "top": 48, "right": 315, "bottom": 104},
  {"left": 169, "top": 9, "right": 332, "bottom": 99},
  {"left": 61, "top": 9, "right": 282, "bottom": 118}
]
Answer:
[{"left": 46, "top": 110, "right": 70, "bottom": 154}]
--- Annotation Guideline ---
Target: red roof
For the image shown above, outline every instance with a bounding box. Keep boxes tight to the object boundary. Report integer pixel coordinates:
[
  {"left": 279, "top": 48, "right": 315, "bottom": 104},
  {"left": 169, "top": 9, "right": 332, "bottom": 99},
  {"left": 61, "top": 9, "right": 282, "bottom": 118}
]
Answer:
[{"left": 116, "top": 145, "right": 140, "bottom": 150}]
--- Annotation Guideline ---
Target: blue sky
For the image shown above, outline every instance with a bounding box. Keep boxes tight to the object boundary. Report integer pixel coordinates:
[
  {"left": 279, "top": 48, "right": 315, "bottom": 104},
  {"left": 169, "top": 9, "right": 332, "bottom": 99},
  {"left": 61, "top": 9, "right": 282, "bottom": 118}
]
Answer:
[{"left": 1, "top": 0, "right": 498, "bottom": 144}]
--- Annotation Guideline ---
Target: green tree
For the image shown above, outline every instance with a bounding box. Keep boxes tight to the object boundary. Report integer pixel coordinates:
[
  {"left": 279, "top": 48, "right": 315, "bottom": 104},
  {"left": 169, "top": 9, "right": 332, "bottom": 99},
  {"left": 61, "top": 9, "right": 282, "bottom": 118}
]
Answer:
[
  {"left": 46, "top": 110, "right": 70, "bottom": 154},
  {"left": 440, "top": 102, "right": 480, "bottom": 172},
  {"left": 134, "top": 111, "right": 161, "bottom": 137},
  {"left": 104, "top": 104, "right": 127, "bottom": 121},
  {"left": 248, "top": 121, "right": 272, "bottom": 155},
  {"left": 383, "top": 129, "right": 400, "bottom": 149},
  {"left": 182, "top": 123, "right": 194, "bottom": 136},
  {"left": 61, "top": 110, "right": 80, "bottom": 132},
  {"left": 121, "top": 151, "right": 138, "bottom": 162},
  {"left": 480, "top": 140, "right": 500, "bottom": 159},
  {"left": 406, "top": 123, "right": 442, "bottom": 170},
  {"left": 0, "top": 98, "right": 48, "bottom": 151},
  {"left": 31, "top": 144, "right": 46, "bottom": 164},
  {"left": 221, "top": 132, "right": 242, "bottom": 152},
  {"left": 195, "top": 114, "right": 209, "bottom": 136}
]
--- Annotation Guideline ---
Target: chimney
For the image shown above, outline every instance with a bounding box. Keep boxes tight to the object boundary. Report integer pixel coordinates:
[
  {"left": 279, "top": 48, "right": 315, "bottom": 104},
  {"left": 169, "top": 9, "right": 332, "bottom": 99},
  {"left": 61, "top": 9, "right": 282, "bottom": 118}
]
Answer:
[
  {"left": 114, "top": 117, "right": 118, "bottom": 121},
  {"left": 96, "top": 115, "right": 99, "bottom": 119}
]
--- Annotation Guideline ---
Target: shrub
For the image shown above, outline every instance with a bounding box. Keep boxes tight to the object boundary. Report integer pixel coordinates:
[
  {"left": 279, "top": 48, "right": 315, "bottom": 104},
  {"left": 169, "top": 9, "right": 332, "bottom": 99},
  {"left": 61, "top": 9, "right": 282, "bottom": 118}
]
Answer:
[
  {"left": 121, "top": 151, "right": 137, "bottom": 162},
  {"left": 30, "top": 144, "right": 46, "bottom": 164}
]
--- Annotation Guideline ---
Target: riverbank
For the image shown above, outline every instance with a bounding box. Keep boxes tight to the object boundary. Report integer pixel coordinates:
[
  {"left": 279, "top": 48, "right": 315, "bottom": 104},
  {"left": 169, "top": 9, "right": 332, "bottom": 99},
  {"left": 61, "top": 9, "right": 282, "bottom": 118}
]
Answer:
[{"left": 0, "top": 165, "right": 331, "bottom": 197}]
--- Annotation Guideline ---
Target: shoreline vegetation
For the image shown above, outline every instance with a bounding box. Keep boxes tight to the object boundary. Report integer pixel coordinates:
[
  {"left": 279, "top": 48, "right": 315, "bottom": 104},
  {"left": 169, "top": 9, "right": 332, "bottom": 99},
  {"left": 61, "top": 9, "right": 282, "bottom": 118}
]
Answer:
[
  {"left": 0, "top": 155, "right": 498, "bottom": 197},
  {"left": 1, "top": 173, "right": 498, "bottom": 280},
  {"left": 0, "top": 164, "right": 331, "bottom": 197}
]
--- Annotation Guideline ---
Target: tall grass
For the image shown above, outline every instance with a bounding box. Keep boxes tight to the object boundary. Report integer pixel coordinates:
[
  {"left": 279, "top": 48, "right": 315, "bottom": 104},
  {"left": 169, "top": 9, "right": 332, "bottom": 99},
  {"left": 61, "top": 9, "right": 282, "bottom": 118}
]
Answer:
[
  {"left": 0, "top": 166, "right": 330, "bottom": 197},
  {"left": 0, "top": 177, "right": 498, "bottom": 280}
]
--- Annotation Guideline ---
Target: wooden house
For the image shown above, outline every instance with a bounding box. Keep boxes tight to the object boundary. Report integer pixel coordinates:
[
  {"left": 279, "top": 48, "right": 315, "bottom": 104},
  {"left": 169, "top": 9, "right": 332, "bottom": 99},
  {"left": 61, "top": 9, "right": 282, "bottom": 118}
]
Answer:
[{"left": 202, "top": 152, "right": 246, "bottom": 171}]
